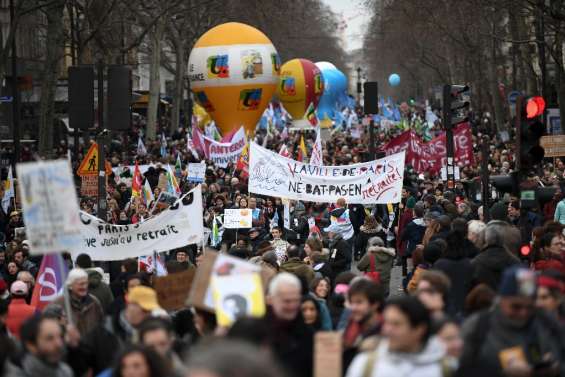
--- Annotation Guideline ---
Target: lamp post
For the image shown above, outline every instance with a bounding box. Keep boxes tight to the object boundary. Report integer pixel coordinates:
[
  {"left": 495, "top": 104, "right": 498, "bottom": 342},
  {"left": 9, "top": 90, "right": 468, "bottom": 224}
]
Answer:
[{"left": 356, "top": 67, "right": 362, "bottom": 104}]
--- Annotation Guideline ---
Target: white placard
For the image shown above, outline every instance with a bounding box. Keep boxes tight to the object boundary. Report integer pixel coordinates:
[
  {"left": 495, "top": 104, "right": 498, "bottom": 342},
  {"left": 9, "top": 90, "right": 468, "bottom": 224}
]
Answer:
[
  {"left": 223, "top": 208, "right": 252, "bottom": 229},
  {"left": 17, "top": 159, "right": 82, "bottom": 255},
  {"left": 249, "top": 142, "right": 405, "bottom": 204},
  {"left": 187, "top": 162, "right": 206, "bottom": 183}
]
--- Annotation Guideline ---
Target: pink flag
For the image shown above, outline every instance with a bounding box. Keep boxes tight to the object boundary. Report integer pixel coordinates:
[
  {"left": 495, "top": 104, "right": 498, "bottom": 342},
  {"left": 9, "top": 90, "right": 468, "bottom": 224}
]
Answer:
[
  {"left": 192, "top": 127, "right": 209, "bottom": 159},
  {"left": 279, "top": 144, "right": 290, "bottom": 158}
]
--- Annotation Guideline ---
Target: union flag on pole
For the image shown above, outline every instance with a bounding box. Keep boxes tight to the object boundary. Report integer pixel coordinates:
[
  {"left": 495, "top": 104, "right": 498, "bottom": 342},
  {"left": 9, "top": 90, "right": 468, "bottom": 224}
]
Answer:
[
  {"left": 236, "top": 139, "right": 250, "bottom": 178},
  {"left": 132, "top": 162, "right": 143, "bottom": 197},
  {"left": 305, "top": 102, "right": 318, "bottom": 126},
  {"left": 31, "top": 254, "right": 68, "bottom": 310},
  {"left": 297, "top": 135, "right": 308, "bottom": 162}
]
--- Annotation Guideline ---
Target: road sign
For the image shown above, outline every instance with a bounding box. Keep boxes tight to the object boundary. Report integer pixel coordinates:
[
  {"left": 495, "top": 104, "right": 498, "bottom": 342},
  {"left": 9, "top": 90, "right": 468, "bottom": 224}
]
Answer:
[
  {"left": 507, "top": 90, "right": 522, "bottom": 105},
  {"left": 80, "top": 175, "right": 98, "bottom": 196},
  {"left": 540, "top": 135, "right": 565, "bottom": 157},
  {"left": 77, "top": 143, "right": 99, "bottom": 176}
]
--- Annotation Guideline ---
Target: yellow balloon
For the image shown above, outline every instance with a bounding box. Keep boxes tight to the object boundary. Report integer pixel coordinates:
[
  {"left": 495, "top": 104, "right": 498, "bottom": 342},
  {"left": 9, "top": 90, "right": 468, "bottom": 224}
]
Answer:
[{"left": 188, "top": 22, "right": 280, "bottom": 135}]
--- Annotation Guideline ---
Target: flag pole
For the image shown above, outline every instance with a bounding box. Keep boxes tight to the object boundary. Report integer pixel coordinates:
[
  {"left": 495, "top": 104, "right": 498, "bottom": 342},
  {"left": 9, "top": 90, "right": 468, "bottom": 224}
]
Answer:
[{"left": 58, "top": 254, "right": 74, "bottom": 326}]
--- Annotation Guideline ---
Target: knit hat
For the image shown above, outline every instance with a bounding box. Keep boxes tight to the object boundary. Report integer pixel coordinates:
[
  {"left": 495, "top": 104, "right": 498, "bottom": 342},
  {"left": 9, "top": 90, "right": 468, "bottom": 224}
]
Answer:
[
  {"left": 499, "top": 266, "right": 536, "bottom": 298},
  {"left": 406, "top": 197, "right": 416, "bottom": 209}
]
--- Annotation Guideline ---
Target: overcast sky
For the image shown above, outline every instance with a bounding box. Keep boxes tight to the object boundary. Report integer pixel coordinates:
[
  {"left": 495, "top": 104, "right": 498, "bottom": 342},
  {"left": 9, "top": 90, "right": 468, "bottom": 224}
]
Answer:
[{"left": 321, "top": 0, "right": 370, "bottom": 52}]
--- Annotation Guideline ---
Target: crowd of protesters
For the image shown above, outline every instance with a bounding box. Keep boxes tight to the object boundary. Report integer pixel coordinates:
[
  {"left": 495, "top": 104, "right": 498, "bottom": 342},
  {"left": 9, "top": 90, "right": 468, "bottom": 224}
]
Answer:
[{"left": 0, "top": 103, "right": 563, "bottom": 377}]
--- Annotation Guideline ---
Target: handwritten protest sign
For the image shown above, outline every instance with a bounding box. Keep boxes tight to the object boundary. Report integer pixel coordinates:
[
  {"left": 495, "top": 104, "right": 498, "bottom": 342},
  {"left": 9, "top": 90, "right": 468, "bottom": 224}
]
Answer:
[
  {"left": 212, "top": 272, "right": 265, "bottom": 327},
  {"left": 74, "top": 186, "right": 203, "bottom": 261},
  {"left": 223, "top": 208, "right": 252, "bottom": 229},
  {"left": 154, "top": 269, "right": 196, "bottom": 310},
  {"left": 314, "top": 332, "right": 343, "bottom": 377},
  {"left": 187, "top": 251, "right": 275, "bottom": 311},
  {"left": 16, "top": 160, "right": 82, "bottom": 255},
  {"left": 187, "top": 162, "right": 206, "bottom": 183},
  {"left": 249, "top": 142, "right": 405, "bottom": 204}
]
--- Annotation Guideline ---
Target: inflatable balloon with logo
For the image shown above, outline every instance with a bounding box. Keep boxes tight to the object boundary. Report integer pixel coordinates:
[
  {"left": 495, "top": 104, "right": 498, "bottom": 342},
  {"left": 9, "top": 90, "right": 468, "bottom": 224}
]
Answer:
[
  {"left": 188, "top": 22, "right": 280, "bottom": 135},
  {"left": 276, "top": 58, "right": 324, "bottom": 129}
]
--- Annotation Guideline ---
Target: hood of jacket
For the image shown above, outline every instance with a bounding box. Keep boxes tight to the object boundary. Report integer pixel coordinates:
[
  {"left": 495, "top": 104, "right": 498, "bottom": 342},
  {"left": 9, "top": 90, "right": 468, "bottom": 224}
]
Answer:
[
  {"left": 86, "top": 267, "right": 104, "bottom": 289},
  {"left": 367, "top": 246, "right": 395, "bottom": 257},
  {"left": 382, "top": 336, "right": 445, "bottom": 366},
  {"left": 412, "top": 218, "right": 425, "bottom": 226}
]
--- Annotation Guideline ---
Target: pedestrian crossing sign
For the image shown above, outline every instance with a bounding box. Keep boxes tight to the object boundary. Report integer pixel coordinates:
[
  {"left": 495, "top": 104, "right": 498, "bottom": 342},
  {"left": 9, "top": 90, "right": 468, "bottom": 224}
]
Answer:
[{"left": 77, "top": 143, "right": 99, "bottom": 176}]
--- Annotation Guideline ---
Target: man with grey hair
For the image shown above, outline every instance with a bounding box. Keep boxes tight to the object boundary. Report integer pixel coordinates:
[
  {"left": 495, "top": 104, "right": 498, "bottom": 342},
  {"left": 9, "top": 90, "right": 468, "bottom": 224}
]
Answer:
[
  {"left": 467, "top": 220, "right": 486, "bottom": 248},
  {"left": 471, "top": 221, "right": 520, "bottom": 290},
  {"left": 264, "top": 272, "right": 313, "bottom": 377}
]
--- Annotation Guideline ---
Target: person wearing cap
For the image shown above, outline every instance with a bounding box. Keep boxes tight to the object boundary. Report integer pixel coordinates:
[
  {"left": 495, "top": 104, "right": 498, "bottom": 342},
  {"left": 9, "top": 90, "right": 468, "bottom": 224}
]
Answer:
[
  {"left": 5, "top": 280, "right": 37, "bottom": 338},
  {"left": 325, "top": 222, "right": 351, "bottom": 280},
  {"left": 66, "top": 285, "right": 163, "bottom": 376},
  {"left": 458, "top": 266, "right": 565, "bottom": 377},
  {"left": 536, "top": 270, "right": 565, "bottom": 324},
  {"left": 50, "top": 268, "right": 104, "bottom": 337}
]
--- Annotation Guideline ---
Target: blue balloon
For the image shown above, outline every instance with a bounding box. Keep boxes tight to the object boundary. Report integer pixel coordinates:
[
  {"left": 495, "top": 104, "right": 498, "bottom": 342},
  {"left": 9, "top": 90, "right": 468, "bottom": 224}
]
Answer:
[
  {"left": 316, "top": 62, "right": 349, "bottom": 122},
  {"left": 388, "top": 73, "right": 400, "bottom": 87}
]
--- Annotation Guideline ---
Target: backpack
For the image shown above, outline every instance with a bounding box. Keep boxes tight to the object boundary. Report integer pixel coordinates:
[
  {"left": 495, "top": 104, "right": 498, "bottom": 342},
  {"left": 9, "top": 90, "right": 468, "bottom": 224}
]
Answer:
[{"left": 364, "top": 254, "right": 380, "bottom": 283}]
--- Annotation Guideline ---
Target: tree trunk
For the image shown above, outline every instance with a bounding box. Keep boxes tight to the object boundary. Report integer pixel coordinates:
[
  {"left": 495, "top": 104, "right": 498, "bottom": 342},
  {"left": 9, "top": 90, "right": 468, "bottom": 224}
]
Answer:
[
  {"left": 170, "top": 38, "right": 185, "bottom": 133},
  {"left": 146, "top": 19, "right": 165, "bottom": 141},
  {"left": 38, "top": 0, "right": 65, "bottom": 157}
]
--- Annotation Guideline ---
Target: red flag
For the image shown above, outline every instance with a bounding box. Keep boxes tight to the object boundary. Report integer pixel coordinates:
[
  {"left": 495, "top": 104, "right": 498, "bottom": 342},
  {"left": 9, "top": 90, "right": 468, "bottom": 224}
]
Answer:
[
  {"left": 31, "top": 254, "right": 68, "bottom": 310},
  {"left": 236, "top": 140, "right": 250, "bottom": 178},
  {"left": 132, "top": 162, "right": 143, "bottom": 197}
]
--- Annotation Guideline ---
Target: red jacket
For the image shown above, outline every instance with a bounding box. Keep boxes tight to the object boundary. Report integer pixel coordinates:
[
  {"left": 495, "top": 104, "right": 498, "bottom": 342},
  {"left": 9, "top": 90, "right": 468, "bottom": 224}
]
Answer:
[{"left": 6, "top": 298, "right": 37, "bottom": 339}]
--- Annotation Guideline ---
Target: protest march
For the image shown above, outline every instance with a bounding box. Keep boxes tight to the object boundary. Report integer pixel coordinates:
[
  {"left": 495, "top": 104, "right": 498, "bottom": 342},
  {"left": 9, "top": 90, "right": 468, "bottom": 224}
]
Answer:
[{"left": 1, "top": 8, "right": 565, "bottom": 377}]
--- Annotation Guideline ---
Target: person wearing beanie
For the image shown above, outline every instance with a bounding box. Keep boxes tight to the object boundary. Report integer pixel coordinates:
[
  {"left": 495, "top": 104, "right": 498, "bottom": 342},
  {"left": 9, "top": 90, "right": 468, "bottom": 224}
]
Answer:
[
  {"left": 6, "top": 280, "right": 37, "bottom": 339},
  {"left": 459, "top": 266, "right": 565, "bottom": 377},
  {"left": 50, "top": 268, "right": 104, "bottom": 336}
]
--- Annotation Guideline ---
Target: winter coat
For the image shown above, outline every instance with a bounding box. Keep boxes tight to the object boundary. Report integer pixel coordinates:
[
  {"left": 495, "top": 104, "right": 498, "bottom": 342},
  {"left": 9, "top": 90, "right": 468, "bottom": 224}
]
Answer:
[
  {"left": 346, "top": 337, "right": 449, "bottom": 377},
  {"left": 67, "top": 310, "right": 135, "bottom": 376},
  {"left": 86, "top": 268, "right": 114, "bottom": 313},
  {"left": 328, "top": 234, "right": 351, "bottom": 279},
  {"left": 433, "top": 257, "right": 475, "bottom": 317},
  {"left": 329, "top": 207, "right": 355, "bottom": 240},
  {"left": 280, "top": 257, "right": 315, "bottom": 285},
  {"left": 6, "top": 298, "right": 36, "bottom": 339},
  {"left": 459, "top": 307, "right": 565, "bottom": 377},
  {"left": 263, "top": 308, "right": 314, "bottom": 377},
  {"left": 349, "top": 204, "right": 367, "bottom": 234},
  {"left": 354, "top": 225, "right": 386, "bottom": 259},
  {"left": 357, "top": 245, "right": 395, "bottom": 296},
  {"left": 8, "top": 354, "right": 73, "bottom": 377},
  {"left": 52, "top": 292, "right": 104, "bottom": 336},
  {"left": 400, "top": 218, "right": 426, "bottom": 256},
  {"left": 471, "top": 245, "right": 520, "bottom": 290}
]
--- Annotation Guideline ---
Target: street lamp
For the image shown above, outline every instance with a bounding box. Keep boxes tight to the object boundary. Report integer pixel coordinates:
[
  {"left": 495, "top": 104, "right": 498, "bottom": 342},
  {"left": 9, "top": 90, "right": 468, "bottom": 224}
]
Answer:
[{"left": 356, "top": 67, "right": 362, "bottom": 104}]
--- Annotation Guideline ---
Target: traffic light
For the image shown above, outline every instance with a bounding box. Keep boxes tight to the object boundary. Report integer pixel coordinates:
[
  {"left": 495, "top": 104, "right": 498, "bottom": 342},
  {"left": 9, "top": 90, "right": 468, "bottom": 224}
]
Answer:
[
  {"left": 518, "top": 96, "right": 545, "bottom": 171},
  {"left": 442, "top": 84, "right": 470, "bottom": 129}
]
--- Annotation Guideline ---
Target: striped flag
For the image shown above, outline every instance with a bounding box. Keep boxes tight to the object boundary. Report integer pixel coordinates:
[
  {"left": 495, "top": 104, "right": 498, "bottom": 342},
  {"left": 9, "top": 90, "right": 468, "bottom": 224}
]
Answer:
[
  {"left": 166, "top": 164, "right": 181, "bottom": 196},
  {"left": 174, "top": 153, "right": 183, "bottom": 179},
  {"left": 305, "top": 102, "right": 318, "bottom": 126}
]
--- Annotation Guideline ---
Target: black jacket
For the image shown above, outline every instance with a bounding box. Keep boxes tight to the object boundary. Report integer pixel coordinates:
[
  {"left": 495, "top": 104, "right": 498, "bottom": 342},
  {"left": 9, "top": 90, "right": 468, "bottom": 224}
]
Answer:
[
  {"left": 434, "top": 257, "right": 475, "bottom": 317},
  {"left": 400, "top": 218, "right": 426, "bottom": 256},
  {"left": 328, "top": 234, "right": 351, "bottom": 279},
  {"left": 471, "top": 245, "right": 520, "bottom": 290},
  {"left": 263, "top": 309, "right": 314, "bottom": 377},
  {"left": 354, "top": 225, "right": 386, "bottom": 258}
]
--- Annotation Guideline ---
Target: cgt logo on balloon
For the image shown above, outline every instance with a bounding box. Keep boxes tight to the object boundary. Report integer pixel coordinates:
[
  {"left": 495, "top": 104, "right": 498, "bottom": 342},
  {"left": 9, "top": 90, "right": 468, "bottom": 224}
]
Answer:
[
  {"left": 207, "top": 55, "right": 229, "bottom": 78},
  {"left": 238, "top": 89, "right": 262, "bottom": 111},
  {"left": 280, "top": 76, "right": 296, "bottom": 96}
]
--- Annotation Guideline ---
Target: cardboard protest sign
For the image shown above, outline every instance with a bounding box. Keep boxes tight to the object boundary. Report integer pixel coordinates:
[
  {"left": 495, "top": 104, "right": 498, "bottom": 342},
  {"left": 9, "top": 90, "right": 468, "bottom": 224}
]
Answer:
[
  {"left": 212, "top": 272, "right": 265, "bottom": 327},
  {"left": 187, "top": 162, "right": 206, "bottom": 183},
  {"left": 314, "top": 332, "right": 343, "bottom": 377},
  {"left": 249, "top": 142, "right": 405, "bottom": 204},
  {"left": 187, "top": 251, "right": 275, "bottom": 312},
  {"left": 74, "top": 186, "right": 203, "bottom": 261},
  {"left": 16, "top": 159, "right": 82, "bottom": 254},
  {"left": 223, "top": 208, "right": 252, "bottom": 229},
  {"left": 154, "top": 269, "right": 196, "bottom": 311}
]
